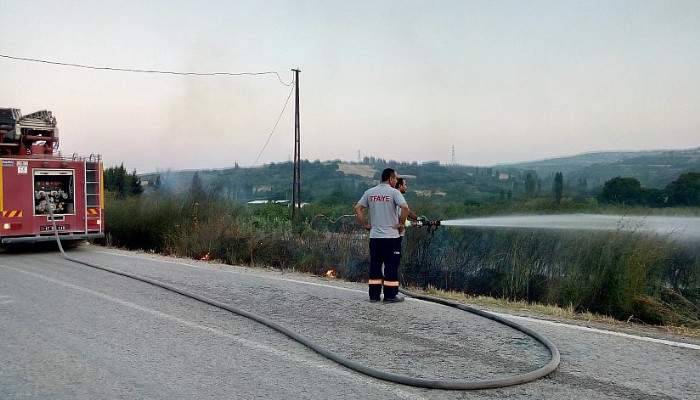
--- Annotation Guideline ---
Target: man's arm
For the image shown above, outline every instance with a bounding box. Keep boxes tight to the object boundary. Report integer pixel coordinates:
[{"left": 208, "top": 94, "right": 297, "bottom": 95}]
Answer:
[
  {"left": 354, "top": 203, "right": 371, "bottom": 230},
  {"left": 396, "top": 204, "right": 409, "bottom": 234},
  {"left": 393, "top": 189, "right": 410, "bottom": 232},
  {"left": 398, "top": 204, "right": 409, "bottom": 226}
]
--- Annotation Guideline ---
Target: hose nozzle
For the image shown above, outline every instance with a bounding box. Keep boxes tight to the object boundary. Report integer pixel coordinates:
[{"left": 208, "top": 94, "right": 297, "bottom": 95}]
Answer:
[{"left": 415, "top": 216, "right": 441, "bottom": 228}]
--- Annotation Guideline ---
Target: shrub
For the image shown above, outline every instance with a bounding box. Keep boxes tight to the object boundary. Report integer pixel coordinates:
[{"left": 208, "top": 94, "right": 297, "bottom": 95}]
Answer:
[{"left": 106, "top": 194, "right": 700, "bottom": 327}]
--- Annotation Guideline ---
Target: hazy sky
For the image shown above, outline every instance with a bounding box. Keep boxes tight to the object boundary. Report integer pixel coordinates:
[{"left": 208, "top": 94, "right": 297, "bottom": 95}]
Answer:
[{"left": 1, "top": 0, "right": 698, "bottom": 172}]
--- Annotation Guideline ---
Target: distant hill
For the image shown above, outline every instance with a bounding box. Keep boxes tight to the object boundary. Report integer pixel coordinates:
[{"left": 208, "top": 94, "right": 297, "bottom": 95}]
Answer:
[
  {"left": 140, "top": 146, "right": 700, "bottom": 204},
  {"left": 501, "top": 147, "right": 700, "bottom": 188},
  {"left": 143, "top": 160, "right": 519, "bottom": 204},
  {"left": 501, "top": 150, "right": 666, "bottom": 174}
]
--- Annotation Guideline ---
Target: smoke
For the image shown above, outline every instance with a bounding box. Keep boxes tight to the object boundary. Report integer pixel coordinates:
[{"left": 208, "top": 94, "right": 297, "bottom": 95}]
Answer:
[{"left": 159, "top": 44, "right": 293, "bottom": 169}]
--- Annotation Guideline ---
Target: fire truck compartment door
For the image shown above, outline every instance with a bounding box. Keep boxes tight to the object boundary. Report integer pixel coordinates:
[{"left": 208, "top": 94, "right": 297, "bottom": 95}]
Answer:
[{"left": 33, "top": 169, "right": 75, "bottom": 215}]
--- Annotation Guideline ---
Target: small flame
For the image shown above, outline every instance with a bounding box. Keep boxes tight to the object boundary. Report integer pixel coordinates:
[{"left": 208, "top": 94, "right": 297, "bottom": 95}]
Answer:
[
  {"left": 200, "top": 252, "right": 211, "bottom": 261},
  {"left": 325, "top": 269, "right": 337, "bottom": 279}
]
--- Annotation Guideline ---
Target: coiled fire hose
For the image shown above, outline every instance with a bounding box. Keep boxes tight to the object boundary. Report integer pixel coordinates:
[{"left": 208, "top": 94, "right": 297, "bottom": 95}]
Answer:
[{"left": 48, "top": 208, "right": 560, "bottom": 390}]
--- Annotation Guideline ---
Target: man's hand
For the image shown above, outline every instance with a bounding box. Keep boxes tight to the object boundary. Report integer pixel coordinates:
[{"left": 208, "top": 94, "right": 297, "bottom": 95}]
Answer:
[
  {"left": 364, "top": 223, "right": 371, "bottom": 231},
  {"left": 395, "top": 223, "right": 405, "bottom": 234},
  {"left": 355, "top": 203, "right": 369, "bottom": 230},
  {"left": 398, "top": 204, "right": 409, "bottom": 228}
]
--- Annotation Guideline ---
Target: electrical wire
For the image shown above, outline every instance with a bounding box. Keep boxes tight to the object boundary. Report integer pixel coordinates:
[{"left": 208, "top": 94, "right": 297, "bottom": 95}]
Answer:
[
  {"left": 0, "top": 53, "right": 293, "bottom": 86},
  {"left": 1, "top": 51, "right": 297, "bottom": 166},
  {"left": 253, "top": 82, "right": 295, "bottom": 166}
]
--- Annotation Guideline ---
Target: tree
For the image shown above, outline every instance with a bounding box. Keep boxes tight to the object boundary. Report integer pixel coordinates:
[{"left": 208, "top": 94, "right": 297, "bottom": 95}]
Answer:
[
  {"left": 642, "top": 188, "right": 667, "bottom": 207},
  {"left": 104, "top": 164, "right": 143, "bottom": 197},
  {"left": 190, "top": 171, "right": 206, "bottom": 201},
  {"left": 576, "top": 177, "right": 588, "bottom": 195},
  {"left": 599, "top": 177, "right": 643, "bottom": 205},
  {"left": 104, "top": 163, "right": 127, "bottom": 198},
  {"left": 129, "top": 169, "right": 143, "bottom": 196},
  {"left": 665, "top": 172, "right": 700, "bottom": 206},
  {"left": 553, "top": 172, "right": 564, "bottom": 204},
  {"left": 524, "top": 172, "right": 537, "bottom": 198}
]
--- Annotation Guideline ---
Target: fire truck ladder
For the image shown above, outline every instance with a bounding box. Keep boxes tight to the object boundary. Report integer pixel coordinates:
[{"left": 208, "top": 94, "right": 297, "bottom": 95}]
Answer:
[{"left": 84, "top": 158, "right": 102, "bottom": 234}]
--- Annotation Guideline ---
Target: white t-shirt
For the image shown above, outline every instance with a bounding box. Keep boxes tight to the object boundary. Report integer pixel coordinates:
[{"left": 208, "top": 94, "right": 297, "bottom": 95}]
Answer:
[
  {"left": 358, "top": 183, "right": 407, "bottom": 239},
  {"left": 396, "top": 204, "right": 409, "bottom": 236}
]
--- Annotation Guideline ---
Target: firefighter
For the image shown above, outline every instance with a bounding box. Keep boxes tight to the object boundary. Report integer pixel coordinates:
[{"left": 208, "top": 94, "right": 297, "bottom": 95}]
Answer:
[
  {"left": 354, "top": 168, "right": 409, "bottom": 303},
  {"left": 395, "top": 177, "right": 419, "bottom": 245}
]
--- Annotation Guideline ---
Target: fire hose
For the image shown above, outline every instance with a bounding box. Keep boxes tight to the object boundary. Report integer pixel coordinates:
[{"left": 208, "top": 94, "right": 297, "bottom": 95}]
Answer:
[
  {"left": 48, "top": 208, "right": 560, "bottom": 390},
  {"left": 309, "top": 214, "right": 356, "bottom": 226}
]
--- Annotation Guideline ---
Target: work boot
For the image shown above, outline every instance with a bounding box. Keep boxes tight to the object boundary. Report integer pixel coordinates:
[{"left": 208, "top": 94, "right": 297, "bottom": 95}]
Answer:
[{"left": 383, "top": 295, "right": 405, "bottom": 303}]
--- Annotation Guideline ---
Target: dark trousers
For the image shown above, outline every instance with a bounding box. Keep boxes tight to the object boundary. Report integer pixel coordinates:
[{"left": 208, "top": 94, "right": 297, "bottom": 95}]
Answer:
[{"left": 368, "top": 237, "right": 402, "bottom": 300}]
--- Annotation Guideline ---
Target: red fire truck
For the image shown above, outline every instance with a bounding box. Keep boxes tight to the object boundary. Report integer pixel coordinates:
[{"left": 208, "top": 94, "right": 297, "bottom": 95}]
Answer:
[{"left": 0, "top": 108, "right": 104, "bottom": 244}]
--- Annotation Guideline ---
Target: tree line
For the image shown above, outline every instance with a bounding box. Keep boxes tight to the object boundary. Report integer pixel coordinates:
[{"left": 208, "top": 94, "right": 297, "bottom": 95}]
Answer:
[
  {"left": 103, "top": 159, "right": 699, "bottom": 210},
  {"left": 103, "top": 163, "right": 143, "bottom": 198},
  {"left": 599, "top": 172, "right": 700, "bottom": 207}
]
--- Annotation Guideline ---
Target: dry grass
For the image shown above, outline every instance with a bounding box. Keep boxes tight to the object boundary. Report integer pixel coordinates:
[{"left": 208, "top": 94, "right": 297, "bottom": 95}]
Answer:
[
  {"left": 106, "top": 194, "right": 699, "bottom": 333},
  {"left": 415, "top": 286, "right": 700, "bottom": 340}
]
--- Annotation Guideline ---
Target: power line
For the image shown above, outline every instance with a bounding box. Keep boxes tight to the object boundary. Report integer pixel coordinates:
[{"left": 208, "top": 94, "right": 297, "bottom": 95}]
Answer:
[
  {"left": 1, "top": 51, "right": 297, "bottom": 166},
  {"left": 253, "top": 82, "right": 295, "bottom": 166},
  {"left": 0, "top": 53, "right": 293, "bottom": 86}
]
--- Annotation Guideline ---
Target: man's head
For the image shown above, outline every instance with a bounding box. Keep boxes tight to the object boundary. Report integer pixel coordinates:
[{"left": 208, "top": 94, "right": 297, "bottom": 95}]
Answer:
[
  {"left": 395, "top": 177, "right": 407, "bottom": 194},
  {"left": 381, "top": 168, "right": 398, "bottom": 187}
]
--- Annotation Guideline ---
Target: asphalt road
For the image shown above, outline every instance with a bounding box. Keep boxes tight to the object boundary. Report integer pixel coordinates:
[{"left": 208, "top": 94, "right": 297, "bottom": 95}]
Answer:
[{"left": 1, "top": 246, "right": 698, "bottom": 399}]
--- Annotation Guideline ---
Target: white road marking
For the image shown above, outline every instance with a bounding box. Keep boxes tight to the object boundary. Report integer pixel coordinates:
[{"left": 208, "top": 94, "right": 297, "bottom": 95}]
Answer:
[
  {"left": 491, "top": 312, "right": 700, "bottom": 351},
  {"left": 95, "top": 250, "right": 700, "bottom": 351},
  {"left": 0, "top": 300, "right": 15, "bottom": 305},
  {"left": 0, "top": 263, "right": 426, "bottom": 400}
]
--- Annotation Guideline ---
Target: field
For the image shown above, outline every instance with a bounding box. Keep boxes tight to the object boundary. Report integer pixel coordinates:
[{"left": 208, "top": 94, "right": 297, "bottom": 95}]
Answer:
[{"left": 104, "top": 193, "right": 700, "bottom": 329}]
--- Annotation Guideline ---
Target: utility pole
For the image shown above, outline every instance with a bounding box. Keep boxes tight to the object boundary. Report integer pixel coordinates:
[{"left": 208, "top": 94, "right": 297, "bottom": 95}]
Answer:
[{"left": 291, "top": 68, "right": 301, "bottom": 222}]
